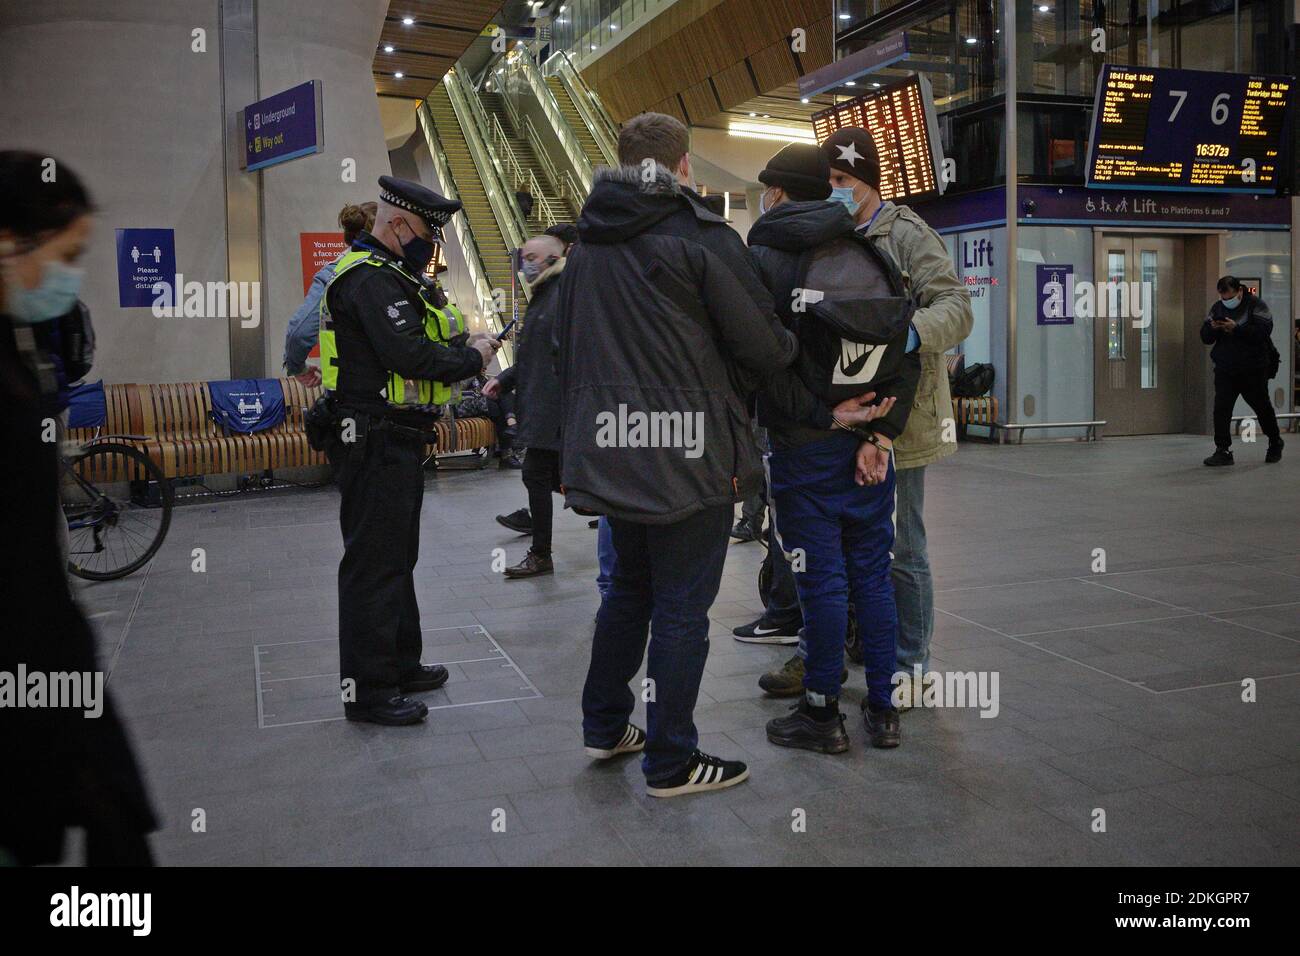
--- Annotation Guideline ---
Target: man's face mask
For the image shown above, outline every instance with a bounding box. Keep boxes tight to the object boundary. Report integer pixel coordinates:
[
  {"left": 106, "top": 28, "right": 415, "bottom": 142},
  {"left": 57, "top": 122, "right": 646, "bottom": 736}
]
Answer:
[
  {"left": 830, "top": 184, "right": 860, "bottom": 216},
  {"left": 3, "top": 255, "right": 84, "bottom": 325},
  {"left": 1222, "top": 294, "right": 1242, "bottom": 310},
  {"left": 522, "top": 255, "right": 556, "bottom": 283}
]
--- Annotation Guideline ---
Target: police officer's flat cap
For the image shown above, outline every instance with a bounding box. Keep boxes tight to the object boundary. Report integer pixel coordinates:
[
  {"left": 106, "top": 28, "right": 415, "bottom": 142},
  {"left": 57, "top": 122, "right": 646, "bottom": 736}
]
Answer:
[{"left": 378, "top": 175, "right": 461, "bottom": 227}]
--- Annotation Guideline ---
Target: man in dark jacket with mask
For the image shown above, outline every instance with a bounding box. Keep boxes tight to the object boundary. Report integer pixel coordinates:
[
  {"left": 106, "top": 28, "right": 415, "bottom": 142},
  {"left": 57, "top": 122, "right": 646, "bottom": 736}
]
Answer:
[
  {"left": 1200, "top": 276, "right": 1283, "bottom": 466},
  {"left": 485, "top": 233, "right": 568, "bottom": 577},
  {"left": 748, "top": 143, "right": 921, "bottom": 752},
  {"left": 557, "top": 112, "right": 799, "bottom": 797}
]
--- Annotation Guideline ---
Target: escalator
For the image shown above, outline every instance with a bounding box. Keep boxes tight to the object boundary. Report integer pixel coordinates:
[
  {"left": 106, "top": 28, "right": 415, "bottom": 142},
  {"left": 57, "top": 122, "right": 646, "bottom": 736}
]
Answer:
[
  {"left": 546, "top": 75, "right": 608, "bottom": 172},
  {"left": 478, "top": 90, "right": 573, "bottom": 226},
  {"left": 425, "top": 83, "right": 517, "bottom": 295}
]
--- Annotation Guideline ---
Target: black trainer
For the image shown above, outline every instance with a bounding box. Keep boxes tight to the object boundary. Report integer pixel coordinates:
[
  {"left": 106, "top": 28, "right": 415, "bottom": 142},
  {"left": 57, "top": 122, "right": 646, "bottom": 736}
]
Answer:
[
  {"left": 344, "top": 695, "right": 428, "bottom": 726},
  {"left": 646, "top": 750, "right": 750, "bottom": 798},
  {"left": 863, "top": 702, "right": 901, "bottom": 749},
  {"left": 1203, "top": 449, "right": 1234, "bottom": 467},
  {"left": 398, "top": 664, "right": 449, "bottom": 693},
  {"left": 584, "top": 723, "right": 646, "bottom": 759},
  {"left": 1266, "top": 439, "right": 1284, "bottom": 463},
  {"left": 732, "top": 615, "right": 801, "bottom": 644},
  {"left": 766, "top": 699, "right": 850, "bottom": 754},
  {"left": 495, "top": 508, "right": 532, "bottom": 534},
  {"left": 729, "top": 520, "right": 761, "bottom": 543}
]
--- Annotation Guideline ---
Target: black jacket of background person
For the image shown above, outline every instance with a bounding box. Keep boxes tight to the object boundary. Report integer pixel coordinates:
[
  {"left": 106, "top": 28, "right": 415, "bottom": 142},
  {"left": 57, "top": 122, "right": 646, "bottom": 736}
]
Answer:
[
  {"left": 326, "top": 231, "right": 483, "bottom": 427},
  {"left": 749, "top": 199, "right": 921, "bottom": 450},
  {"left": 1199, "top": 290, "right": 1275, "bottom": 375},
  {"left": 0, "top": 314, "right": 157, "bottom": 864},
  {"left": 555, "top": 164, "right": 799, "bottom": 524},
  {"left": 496, "top": 258, "right": 565, "bottom": 451}
]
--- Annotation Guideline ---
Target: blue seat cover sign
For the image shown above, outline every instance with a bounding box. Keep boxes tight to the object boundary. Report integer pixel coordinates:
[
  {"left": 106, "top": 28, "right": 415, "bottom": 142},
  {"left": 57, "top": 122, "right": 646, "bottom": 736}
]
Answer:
[
  {"left": 66, "top": 380, "right": 107, "bottom": 429},
  {"left": 208, "top": 379, "right": 286, "bottom": 434}
]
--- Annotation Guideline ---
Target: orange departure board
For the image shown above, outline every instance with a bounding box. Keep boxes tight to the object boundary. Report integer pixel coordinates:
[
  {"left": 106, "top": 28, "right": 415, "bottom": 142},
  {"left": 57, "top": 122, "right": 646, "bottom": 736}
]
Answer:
[
  {"left": 1086, "top": 64, "right": 1294, "bottom": 193},
  {"left": 812, "top": 74, "right": 946, "bottom": 202}
]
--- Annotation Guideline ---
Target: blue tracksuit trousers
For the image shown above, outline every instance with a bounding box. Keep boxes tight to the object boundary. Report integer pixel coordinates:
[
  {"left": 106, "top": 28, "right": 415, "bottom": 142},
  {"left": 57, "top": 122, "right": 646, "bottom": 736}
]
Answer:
[{"left": 769, "top": 432, "right": 898, "bottom": 710}]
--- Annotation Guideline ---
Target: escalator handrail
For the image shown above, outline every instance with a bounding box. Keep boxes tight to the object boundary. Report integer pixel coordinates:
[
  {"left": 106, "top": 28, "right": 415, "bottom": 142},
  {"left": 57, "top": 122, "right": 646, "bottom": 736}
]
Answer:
[
  {"left": 542, "top": 49, "right": 620, "bottom": 167},
  {"left": 416, "top": 99, "right": 510, "bottom": 354},
  {"left": 505, "top": 50, "right": 596, "bottom": 193},
  {"left": 442, "top": 69, "right": 529, "bottom": 253}
]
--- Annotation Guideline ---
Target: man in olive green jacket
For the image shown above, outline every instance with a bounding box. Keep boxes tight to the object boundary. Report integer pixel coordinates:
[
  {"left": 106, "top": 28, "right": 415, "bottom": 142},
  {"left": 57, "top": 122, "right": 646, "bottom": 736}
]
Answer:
[{"left": 760, "top": 127, "right": 973, "bottom": 704}]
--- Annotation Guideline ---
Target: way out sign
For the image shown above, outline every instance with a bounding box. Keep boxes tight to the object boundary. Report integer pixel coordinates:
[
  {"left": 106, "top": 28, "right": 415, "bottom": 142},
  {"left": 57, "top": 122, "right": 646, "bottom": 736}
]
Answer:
[{"left": 240, "top": 80, "right": 324, "bottom": 172}]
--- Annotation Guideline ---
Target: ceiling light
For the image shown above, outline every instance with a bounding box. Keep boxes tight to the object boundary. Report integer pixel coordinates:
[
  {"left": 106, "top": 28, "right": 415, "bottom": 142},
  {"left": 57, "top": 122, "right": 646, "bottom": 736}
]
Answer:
[
  {"left": 394, "top": 72, "right": 404, "bottom": 78},
  {"left": 590, "top": 44, "right": 597, "bottom": 50},
  {"left": 1038, "top": 4, "right": 1049, "bottom": 10},
  {"left": 610, "top": 24, "right": 618, "bottom": 30},
  {"left": 838, "top": 13, "right": 850, "bottom": 19},
  {"left": 728, "top": 120, "right": 817, "bottom": 144},
  {"left": 800, "top": 97, "right": 809, "bottom": 104},
  {"left": 383, "top": 45, "right": 394, "bottom": 52},
  {"left": 749, "top": 112, "right": 757, "bottom": 117},
  {"left": 965, "top": 36, "right": 977, "bottom": 44},
  {"left": 845, "top": 80, "right": 856, "bottom": 86},
  {"left": 402, "top": 17, "right": 414, "bottom": 26},
  {"left": 872, "top": 82, "right": 881, "bottom": 88}
]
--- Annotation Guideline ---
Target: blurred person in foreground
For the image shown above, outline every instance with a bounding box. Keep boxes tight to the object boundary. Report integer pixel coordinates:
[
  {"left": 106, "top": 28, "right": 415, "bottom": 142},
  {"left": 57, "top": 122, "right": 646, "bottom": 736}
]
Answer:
[{"left": 0, "top": 150, "right": 157, "bottom": 865}]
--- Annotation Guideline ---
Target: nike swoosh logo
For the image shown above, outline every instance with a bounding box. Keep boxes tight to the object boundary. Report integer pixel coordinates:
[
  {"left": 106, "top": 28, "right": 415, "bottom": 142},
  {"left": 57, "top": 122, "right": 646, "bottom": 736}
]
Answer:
[
  {"left": 752, "top": 627, "right": 780, "bottom": 635},
  {"left": 840, "top": 343, "right": 874, "bottom": 378}
]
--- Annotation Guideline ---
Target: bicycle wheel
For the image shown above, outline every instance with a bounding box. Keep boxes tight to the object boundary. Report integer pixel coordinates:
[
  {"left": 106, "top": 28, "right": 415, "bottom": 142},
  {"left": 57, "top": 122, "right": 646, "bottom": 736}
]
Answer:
[{"left": 63, "top": 442, "right": 173, "bottom": 581}]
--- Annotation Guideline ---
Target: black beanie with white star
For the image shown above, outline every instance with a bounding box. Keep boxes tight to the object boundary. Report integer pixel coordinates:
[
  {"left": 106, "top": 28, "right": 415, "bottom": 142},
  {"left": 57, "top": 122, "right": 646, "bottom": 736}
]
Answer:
[{"left": 822, "top": 127, "right": 881, "bottom": 190}]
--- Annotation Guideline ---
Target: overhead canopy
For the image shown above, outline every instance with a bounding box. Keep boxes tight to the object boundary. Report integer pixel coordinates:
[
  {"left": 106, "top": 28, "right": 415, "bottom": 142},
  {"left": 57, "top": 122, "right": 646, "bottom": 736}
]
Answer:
[{"left": 373, "top": 0, "right": 506, "bottom": 98}]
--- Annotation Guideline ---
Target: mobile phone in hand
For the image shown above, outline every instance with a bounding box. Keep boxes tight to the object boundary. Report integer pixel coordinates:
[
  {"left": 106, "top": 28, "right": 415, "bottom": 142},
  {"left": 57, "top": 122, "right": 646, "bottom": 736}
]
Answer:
[{"left": 496, "top": 319, "right": 517, "bottom": 341}]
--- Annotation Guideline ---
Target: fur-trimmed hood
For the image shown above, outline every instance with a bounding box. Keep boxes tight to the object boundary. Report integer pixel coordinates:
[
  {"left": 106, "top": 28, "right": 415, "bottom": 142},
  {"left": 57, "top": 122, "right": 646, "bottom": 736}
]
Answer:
[{"left": 577, "top": 163, "right": 724, "bottom": 244}]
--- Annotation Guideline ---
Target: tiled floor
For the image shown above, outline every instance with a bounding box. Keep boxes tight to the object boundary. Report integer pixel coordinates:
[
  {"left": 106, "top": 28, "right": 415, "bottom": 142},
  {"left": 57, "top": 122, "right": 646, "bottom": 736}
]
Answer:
[{"left": 75, "top": 435, "right": 1300, "bottom": 866}]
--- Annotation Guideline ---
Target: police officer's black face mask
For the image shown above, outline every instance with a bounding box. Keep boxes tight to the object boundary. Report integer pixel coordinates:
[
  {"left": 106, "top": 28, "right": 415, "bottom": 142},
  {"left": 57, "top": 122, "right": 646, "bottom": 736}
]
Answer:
[{"left": 391, "top": 218, "right": 436, "bottom": 276}]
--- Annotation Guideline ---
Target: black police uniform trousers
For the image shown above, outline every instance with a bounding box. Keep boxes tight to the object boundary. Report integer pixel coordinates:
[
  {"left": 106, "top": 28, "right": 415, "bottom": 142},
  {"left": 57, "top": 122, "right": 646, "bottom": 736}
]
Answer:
[
  {"left": 1213, "top": 367, "right": 1280, "bottom": 451},
  {"left": 336, "top": 422, "right": 428, "bottom": 703}
]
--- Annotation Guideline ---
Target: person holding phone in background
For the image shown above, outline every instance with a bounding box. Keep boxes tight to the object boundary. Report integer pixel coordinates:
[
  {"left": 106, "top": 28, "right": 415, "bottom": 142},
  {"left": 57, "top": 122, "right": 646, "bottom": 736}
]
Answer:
[{"left": 1201, "top": 276, "right": 1283, "bottom": 466}]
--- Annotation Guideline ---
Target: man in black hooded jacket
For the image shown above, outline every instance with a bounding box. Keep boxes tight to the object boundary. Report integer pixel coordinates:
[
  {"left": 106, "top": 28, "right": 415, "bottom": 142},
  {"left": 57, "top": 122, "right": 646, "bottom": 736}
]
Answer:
[{"left": 556, "top": 112, "right": 798, "bottom": 797}]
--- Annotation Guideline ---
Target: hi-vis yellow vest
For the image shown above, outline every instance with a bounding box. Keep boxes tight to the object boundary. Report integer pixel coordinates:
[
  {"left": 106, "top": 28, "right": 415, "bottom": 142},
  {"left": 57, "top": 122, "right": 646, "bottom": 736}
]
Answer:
[{"left": 318, "top": 249, "right": 467, "bottom": 407}]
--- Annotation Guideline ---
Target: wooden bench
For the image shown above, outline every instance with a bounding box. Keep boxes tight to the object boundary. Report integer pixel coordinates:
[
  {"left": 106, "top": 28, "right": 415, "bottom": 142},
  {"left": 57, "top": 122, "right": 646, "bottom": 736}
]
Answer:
[
  {"left": 951, "top": 395, "right": 999, "bottom": 440},
  {"left": 67, "top": 380, "right": 496, "bottom": 480}
]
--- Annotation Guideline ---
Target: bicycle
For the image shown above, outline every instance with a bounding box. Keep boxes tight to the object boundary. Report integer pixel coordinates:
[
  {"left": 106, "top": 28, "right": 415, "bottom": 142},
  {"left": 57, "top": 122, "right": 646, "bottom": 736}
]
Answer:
[{"left": 60, "top": 433, "right": 173, "bottom": 581}]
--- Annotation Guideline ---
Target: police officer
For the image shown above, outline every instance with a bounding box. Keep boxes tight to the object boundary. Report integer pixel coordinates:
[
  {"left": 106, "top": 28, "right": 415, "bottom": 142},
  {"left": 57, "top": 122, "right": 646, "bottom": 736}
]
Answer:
[{"left": 321, "top": 176, "right": 499, "bottom": 725}]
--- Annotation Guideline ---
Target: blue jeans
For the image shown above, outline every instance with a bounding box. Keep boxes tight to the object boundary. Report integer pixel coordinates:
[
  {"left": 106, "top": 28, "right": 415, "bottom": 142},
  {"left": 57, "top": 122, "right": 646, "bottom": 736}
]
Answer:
[
  {"left": 596, "top": 516, "right": 614, "bottom": 599},
  {"left": 770, "top": 433, "right": 898, "bottom": 710},
  {"left": 892, "top": 465, "right": 933, "bottom": 674},
  {"left": 581, "top": 504, "right": 732, "bottom": 782}
]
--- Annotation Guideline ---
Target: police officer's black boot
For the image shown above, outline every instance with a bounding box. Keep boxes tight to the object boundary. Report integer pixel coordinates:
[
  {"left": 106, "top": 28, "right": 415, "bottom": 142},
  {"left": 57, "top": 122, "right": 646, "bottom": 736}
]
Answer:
[
  {"left": 344, "top": 695, "right": 429, "bottom": 726},
  {"left": 399, "top": 664, "right": 449, "bottom": 693}
]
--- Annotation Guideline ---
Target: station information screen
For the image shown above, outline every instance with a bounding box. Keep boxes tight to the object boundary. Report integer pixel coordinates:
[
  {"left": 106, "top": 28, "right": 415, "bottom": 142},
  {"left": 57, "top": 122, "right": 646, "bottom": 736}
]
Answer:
[
  {"left": 1085, "top": 64, "right": 1294, "bottom": 193},
  {"left": 812, "top": 73, "right": 947, "bottom": 202}
]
